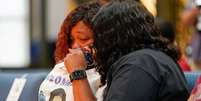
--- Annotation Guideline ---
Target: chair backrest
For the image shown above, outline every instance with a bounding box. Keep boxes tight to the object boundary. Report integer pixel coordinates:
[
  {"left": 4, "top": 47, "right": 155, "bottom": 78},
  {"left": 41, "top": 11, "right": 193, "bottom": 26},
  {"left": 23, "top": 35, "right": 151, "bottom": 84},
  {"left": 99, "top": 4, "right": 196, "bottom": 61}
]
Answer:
[
  {"left": 184, "top": 72, "right": 201, "bottom": 92},
  {"left": 0, "top": 70, "right": 200, "bottom": 100},
  {"left": 0, "top": 69, "right": 49, "bottom": 101}
]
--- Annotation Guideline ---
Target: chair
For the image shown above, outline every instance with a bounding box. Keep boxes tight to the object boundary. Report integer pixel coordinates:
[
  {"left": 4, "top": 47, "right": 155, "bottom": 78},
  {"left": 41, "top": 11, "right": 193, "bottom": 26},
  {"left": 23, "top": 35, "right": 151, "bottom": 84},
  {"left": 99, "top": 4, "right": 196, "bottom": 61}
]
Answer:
[{"left": 0, "top": 69, "right": 48, "bottom": 101}]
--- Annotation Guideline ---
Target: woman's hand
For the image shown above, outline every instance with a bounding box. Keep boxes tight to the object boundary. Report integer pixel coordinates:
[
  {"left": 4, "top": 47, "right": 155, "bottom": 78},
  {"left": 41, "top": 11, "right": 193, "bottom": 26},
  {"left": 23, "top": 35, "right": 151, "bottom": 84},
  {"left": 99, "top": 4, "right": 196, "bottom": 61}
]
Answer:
[
  {"left": 64, "top": 48, "right": 87, "bottom": 74},
  {"left": 64, "top": 48, "right": 96, "bottom": 101}
]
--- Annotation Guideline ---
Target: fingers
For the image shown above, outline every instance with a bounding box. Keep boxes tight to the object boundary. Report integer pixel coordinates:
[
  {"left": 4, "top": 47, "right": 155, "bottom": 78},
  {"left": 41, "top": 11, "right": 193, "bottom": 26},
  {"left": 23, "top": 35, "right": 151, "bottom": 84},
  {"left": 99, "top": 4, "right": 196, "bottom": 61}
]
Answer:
[
  {"left": 70, "top": 45, "right": 92, "bottom": 54},
  {"left": 69, "top": 48, "right": 82, "bottom": 53}
]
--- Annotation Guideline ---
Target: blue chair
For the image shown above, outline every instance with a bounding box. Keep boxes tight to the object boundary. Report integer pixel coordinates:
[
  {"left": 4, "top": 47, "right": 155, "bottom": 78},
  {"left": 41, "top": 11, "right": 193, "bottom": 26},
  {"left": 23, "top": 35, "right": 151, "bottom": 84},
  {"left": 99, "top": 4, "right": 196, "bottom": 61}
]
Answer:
[
  {"left": 0, "top": 69, "right": 48, "bottom": 101},
  {"left": 0, "top": 70, "right": 200, "bottom": 100}
]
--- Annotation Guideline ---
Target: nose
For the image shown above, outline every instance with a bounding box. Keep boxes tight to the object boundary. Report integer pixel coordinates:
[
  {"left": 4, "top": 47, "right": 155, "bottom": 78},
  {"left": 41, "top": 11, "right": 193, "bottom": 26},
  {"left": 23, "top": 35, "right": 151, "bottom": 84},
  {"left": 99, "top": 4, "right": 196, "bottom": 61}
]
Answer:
[{"left": 72, "top": 39, "right": 93, "bottom": 49}]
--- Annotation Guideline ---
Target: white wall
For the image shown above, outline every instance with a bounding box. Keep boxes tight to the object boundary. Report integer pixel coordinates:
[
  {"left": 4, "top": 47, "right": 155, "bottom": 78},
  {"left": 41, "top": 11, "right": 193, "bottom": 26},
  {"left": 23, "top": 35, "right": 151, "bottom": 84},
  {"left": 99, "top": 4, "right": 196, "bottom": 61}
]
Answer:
[
  {"left": 0, "top": 0, "right": 30, "bottom": 67},
  {"left": 46, "top": 0, "right": 69, "bottom": 42}
]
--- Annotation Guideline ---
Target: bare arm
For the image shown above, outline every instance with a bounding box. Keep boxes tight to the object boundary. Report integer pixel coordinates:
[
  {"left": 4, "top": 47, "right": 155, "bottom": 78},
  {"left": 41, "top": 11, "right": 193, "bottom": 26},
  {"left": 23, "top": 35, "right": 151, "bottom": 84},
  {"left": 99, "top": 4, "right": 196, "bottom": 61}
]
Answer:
[
  {"left": 64, "top": 49, "right": 96, "bottom": 101},
  {"left": 188, "top": 95, "right": 193, "bottom": 101},
  {"left": 72, "top": 79, "right": 96, "bottom": 101}
]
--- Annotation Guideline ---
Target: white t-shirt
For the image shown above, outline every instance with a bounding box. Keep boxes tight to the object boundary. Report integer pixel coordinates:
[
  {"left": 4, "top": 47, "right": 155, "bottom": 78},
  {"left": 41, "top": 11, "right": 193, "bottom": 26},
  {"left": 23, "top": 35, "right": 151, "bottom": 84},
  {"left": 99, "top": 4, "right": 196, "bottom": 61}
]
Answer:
[
  {"left": 38, "top": 62, "right": 101, "bottom": 101},
  {"left": 95, "top": 85, "right": 106, "bottom": 101}
]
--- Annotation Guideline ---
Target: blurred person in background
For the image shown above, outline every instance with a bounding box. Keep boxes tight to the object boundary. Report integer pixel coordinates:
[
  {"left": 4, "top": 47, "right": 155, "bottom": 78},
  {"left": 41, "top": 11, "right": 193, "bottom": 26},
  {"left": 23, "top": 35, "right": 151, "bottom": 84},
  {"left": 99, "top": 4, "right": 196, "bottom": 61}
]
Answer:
[
  {"left": 38, "top": 1, "right": 101, "bottom": 101},
  {"left": 64, "top": 0, "right": 189, "bottom": 101},
  {"left": 181, "top": 0, "right": 201, "bottom": 69},
  {"left": 156, "top": 18, "right": 192, "bottom": 72},
  {"left": 188, "top": 75, "right": 201, "bottom": 101}
]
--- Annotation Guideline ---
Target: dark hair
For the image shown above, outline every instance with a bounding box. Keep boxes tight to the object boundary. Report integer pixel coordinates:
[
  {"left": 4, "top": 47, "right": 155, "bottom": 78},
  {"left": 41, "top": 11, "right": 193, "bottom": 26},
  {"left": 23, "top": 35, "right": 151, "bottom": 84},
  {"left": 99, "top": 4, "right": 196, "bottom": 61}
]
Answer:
[
  {"left": 98, "top": 0, "right": 140, "bottom": 5},
  {"left": 54, "top": 1, "right": 100, "bottom": 63},
  {"left": 155, "top": 18, "right": 176, "bottom": 43},
  {"left": 75, "top": 0, "right": 91, "bottom": 4},
  {"left": 92, "top": 0, "right": 179, "bottom": 85}
]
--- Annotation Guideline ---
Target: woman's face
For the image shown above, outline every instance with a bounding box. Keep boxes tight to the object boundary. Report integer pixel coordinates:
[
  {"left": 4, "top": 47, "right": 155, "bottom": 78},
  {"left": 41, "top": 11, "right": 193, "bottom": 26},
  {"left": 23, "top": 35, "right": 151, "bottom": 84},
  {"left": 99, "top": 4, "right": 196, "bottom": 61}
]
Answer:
[
  {"left": 70, "top": 21, "right": 93, "bottom": 49},
  {"left": 70, "top": 21, "right": 95, "bottom": 68}
]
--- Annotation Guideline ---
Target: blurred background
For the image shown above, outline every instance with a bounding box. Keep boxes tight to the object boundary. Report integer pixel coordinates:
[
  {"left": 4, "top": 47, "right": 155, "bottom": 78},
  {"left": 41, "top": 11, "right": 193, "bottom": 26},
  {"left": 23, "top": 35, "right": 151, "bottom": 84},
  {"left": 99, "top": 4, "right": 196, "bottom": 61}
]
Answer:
[{"left": 0, "top": 0, "right": 198, "bottom": 70}]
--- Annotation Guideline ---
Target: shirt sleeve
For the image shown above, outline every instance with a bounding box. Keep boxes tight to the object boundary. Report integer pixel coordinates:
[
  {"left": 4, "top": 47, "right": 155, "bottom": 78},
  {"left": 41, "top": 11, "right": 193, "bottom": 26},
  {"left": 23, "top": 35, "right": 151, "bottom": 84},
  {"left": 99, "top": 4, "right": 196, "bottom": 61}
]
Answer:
[{"left": 104, "top": 64, "right": 158, "bottom": 101}]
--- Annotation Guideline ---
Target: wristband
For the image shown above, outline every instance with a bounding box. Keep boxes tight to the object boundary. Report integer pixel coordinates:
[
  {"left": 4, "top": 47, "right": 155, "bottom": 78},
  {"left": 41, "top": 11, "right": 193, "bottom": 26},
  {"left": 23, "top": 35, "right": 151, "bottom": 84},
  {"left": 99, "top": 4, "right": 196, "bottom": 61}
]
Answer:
[{"left": 69, "top": 70, "right": 87, "bottom": 82}]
